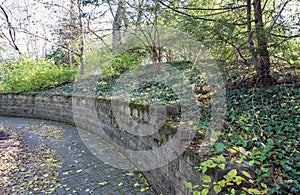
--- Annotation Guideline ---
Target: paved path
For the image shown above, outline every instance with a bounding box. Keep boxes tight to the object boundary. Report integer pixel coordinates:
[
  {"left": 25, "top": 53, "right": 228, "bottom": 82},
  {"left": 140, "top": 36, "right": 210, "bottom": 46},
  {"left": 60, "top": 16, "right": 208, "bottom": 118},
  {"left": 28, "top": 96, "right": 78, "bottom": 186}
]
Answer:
[{"left": 0, "top": 116, "right": 155, "bottom": 195}]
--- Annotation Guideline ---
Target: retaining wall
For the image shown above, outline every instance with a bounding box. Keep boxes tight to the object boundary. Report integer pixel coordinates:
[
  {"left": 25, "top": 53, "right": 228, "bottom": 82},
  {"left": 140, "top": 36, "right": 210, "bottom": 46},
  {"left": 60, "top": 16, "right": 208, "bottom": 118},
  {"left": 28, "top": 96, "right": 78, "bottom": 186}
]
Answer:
[
  {"left": 0, "top": 93, "right": 207, "bottom": 194},
  {"left": 0, "top": 93, "right": 253, "bottom": 194}
]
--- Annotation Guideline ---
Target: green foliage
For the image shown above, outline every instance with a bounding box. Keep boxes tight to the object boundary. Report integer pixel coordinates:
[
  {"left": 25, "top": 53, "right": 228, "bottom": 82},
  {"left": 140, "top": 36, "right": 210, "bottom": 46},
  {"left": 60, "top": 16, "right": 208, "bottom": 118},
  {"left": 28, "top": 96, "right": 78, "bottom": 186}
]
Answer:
[
  {"left": 84, "top": 46, "right": 147, "bottom": 77},
  {"left": 46, "top": 47, "right": 79, "bottom": 67},
  {"left": 223, "top": 85, "right": 300, "bottom": 194},
  {"left": 0, "top": 56, "right": 76, "bottom": 93},
  {"left": 83, "top": 47, "right": 111, "bottom": 77},
  {"left": 186, "top": 153, "right": 269, "bottom": 194},
  {"left": 162, "top": 0, "right": 300, "bottom": 80},
  {"left": 102, "top": 50, "right": 146, "bottom": 77},
  {"left": 131, "top": 81, "right": 178, "bottom": 104},
  {"left": 214, "top": 142, "right": 225, "bottom": 153},
  {"left": 4, "top": 56, "right": 296, "bottom": 194},
  {"left": 185, "top": 84, "right": 300, "bottom": 195}
]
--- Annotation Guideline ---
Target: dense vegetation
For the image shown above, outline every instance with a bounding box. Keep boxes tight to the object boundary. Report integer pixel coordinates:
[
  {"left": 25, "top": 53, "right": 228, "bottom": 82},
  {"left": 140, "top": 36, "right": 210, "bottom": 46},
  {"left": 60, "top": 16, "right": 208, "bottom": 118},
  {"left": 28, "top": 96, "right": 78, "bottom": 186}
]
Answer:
[
  {"left": 0, "top": 56, "right": 76, "bottom": 93},
  {"left": 16, "top": 61, "right": 299, "bottom": 194},
  {"left": 186, "top": 85, "right": 299, "bottom": 195},
  {"left": 0, "top": 51, "right": 298, "bottom": 195},
  {"left": 0, "top": 0, "right": 299, "bottom": 194}
]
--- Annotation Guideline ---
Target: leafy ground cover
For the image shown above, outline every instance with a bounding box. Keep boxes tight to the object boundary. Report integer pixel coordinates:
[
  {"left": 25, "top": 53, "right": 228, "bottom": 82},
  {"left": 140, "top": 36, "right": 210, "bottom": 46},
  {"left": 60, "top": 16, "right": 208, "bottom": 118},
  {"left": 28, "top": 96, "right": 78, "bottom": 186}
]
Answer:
[
  {"left": 4, "top": 62, "right": 300, "bottom": 194},
  {"left": 201, "top": 85, "right": 299, "bottom": 195}
]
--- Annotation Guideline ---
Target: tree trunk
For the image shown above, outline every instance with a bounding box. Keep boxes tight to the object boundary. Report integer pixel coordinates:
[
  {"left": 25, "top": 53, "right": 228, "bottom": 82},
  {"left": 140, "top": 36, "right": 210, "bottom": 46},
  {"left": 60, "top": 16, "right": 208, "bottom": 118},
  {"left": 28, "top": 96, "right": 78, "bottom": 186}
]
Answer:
[
  {"left": 78, "top": 0, "right": 85, "bottom": 76},
  {"left": 246, "top": 0, "right": 258, "bottom": 65},
  {"left": 68, "top": 0, "right": 76, "bottom": 69},
  {"left": 68, "top": 42, "right": 73, "bottom": 69},
  {"left": 253, "top": 0, "right": 271, "bottom": 78},
  {"left": 150, "top": 0, "right": 163, "bottom": 63},
  {"left": 112, "top": 0, "right": 125, "bottom": 53}
]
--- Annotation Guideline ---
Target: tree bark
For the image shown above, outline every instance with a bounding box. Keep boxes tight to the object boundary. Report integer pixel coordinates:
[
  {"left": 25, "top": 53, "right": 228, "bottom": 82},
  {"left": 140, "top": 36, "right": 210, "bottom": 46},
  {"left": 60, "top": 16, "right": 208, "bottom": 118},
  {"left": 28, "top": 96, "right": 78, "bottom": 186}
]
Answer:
[
  {"left": 112, "top": 0, "right": 125, "bottom": 53},
  {"left": 253, "top": 0, "right": 271, "bottom": 77},
  {"left": 78, "top": 0, "right": 85, "bottom": 76},
  {"left": 68, "top": 0, "right": 76, "bottom": 69},
  {"left": 246, "top": 0, "right": 258, "bottom": 65}
]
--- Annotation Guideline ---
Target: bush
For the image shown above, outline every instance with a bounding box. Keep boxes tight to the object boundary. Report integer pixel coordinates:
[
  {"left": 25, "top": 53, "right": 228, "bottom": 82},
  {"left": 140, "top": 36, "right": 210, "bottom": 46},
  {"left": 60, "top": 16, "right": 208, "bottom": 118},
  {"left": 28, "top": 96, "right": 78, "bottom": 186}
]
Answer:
[
  {"left": 0, "top": 56, "right": 76, "bottom": 93},
  {"left": 84, "top": 46, "right": 147, "bottom": 78}
]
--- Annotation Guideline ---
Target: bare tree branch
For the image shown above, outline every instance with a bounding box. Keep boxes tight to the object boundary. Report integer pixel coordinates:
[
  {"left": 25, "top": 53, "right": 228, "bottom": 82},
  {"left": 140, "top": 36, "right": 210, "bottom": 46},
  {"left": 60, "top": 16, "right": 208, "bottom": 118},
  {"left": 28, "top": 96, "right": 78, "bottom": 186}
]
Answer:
[
  {"left": 156, "top": 0, "right": 216, "bottom": 22},
  {"left": 162, "top": 1, "right": 249, "bottom": 11},
  {"left": 0, "top": 5, "right": 20, "bottom": 53},
  {"left": 156, "top": 0, "right": 248, "bottom": 25},
  {"left": 269, "top": 0, "right": 293, "bottom": 29},
  {"left": 269, "top": 32, "right": 300, "bottom": 39},
  {"left": 86, "top": 17, "right": 113, "bottom": 52}
]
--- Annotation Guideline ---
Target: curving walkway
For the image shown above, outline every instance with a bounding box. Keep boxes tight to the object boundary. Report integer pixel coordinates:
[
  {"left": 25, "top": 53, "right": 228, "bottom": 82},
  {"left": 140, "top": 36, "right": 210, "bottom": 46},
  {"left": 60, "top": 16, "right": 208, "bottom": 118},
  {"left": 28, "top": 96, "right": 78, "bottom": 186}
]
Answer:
[{"left": 0, "top": 116, "right": 154, "bottom": 195}]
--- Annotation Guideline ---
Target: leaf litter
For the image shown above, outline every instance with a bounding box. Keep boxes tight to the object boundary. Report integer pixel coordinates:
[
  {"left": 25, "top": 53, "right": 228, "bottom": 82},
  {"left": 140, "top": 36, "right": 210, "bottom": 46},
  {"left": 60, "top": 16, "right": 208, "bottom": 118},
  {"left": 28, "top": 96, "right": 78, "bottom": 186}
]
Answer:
[
  {"left": 0, "top": 125, "right": 62, "bottom": 194},
  {"left": 23, "top": 124, "right": 63, "bottom": 141}
]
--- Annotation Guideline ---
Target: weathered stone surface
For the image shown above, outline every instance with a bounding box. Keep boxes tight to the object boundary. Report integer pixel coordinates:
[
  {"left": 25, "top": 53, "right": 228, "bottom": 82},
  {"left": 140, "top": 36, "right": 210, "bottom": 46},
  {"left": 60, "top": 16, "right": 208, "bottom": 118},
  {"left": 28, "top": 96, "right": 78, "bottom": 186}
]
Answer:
[{"left": 0, "top": 93, "right": 247, "bottom": 194}]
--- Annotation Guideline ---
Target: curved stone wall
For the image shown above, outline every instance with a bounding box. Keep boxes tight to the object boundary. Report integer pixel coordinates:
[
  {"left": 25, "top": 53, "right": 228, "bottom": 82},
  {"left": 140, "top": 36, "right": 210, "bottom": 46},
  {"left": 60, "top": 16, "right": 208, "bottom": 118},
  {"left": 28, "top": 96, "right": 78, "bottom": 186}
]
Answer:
[{"left": 0, "top": 93, "right": 205, "bottom": 194}]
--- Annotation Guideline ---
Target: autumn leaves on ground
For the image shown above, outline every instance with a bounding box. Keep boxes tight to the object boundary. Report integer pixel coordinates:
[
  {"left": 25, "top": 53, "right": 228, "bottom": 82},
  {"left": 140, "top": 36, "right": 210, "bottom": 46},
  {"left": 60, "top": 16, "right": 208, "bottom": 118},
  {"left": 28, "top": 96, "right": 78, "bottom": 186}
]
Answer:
[{"left": 0, "top": 125, "right": 62, "bottom": 194}]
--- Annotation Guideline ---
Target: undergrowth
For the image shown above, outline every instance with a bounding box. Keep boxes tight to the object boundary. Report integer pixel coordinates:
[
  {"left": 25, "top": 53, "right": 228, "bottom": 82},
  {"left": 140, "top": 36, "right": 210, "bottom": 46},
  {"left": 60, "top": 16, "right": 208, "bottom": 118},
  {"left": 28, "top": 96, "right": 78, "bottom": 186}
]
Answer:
[
  {"left": 0, "top": 56, "right": 76, "bottom": 93},
  {"left": 6, "top": 61, "right": 299, "bottom": 194}
]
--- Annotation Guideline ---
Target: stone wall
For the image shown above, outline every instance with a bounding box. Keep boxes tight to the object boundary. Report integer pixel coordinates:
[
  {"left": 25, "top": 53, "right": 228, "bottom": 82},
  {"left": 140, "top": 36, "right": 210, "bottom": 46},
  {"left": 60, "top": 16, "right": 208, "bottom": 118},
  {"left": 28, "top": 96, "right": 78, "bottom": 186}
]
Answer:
[{"left": 0, "top": 93, "right": 203, "bottom": 194}]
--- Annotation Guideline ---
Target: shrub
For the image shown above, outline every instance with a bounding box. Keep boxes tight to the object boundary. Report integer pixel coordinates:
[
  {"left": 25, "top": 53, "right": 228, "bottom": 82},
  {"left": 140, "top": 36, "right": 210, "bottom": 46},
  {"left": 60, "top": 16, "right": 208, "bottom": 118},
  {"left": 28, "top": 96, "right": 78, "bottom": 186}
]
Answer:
[{"left": 0, "top": 56, "right": 76, "bottom": 93}]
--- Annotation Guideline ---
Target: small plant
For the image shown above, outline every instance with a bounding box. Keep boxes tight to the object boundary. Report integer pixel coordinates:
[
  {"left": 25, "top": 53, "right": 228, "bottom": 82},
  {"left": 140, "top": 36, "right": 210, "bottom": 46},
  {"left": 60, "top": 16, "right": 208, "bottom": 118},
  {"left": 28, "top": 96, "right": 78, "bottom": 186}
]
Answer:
[{"left": 185, "top": 149, "right": 269, "bottom": 195}]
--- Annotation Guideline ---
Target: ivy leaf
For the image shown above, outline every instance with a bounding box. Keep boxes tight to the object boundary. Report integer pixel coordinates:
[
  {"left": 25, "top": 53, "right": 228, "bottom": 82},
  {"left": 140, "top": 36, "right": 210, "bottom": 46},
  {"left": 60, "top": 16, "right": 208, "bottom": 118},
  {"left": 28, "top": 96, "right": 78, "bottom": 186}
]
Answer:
[
  {"left": 242, "top": 171, "right": 252, "bottom": 179},
  {"left": 215, "top": 142, "right": 225, "bottom": 153},
  {"left": 217, "top": 155, "right": 226, "bottom": 163},
  {"left": 184, "top": 181, "right": 193, "bottom": 189},
  {"left": 231, "top": 188, "right": 236, "bottom": 195},
  {"left": 201, "top": 188, "right": 209, "bottom": 195},
  {"left": 247, "top": 188, "right": 261, "bottom": 194},
  {"left": 267, "top": 138, "right": 274, "bottom": 145},
  {"left": 227, "top": 169, "right": 237, "bottom": 177},
  {"left": 200, "top": 174, "right": 211, "bottom": 183},
  {"left": 193, "top": 191, "right": 200, "bottom": 195},
  {"left": 235, "top": 176, "right": 245, "bottom": 185},
  {"left": 218, "top": 180, "right": 226, "bottom": 187},
  {"left": 227, "top": 148, "right": 238, "bottom": 154},
  {"left": 213, "top": 185, "right": 222, "bottom": 194},
  {"left": 261, "top": 183, "right": 268, "bottom": 189},
  {"left": 218, "top": 163, "right": 225, "bottom": 170},
  {"left": 202, "top": 166, "right": 208, "bottom": 174}
]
